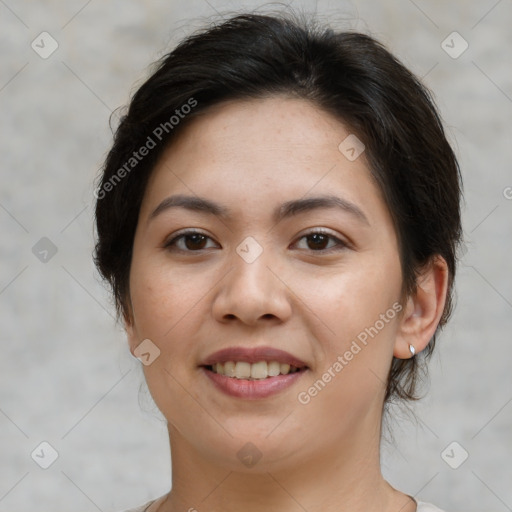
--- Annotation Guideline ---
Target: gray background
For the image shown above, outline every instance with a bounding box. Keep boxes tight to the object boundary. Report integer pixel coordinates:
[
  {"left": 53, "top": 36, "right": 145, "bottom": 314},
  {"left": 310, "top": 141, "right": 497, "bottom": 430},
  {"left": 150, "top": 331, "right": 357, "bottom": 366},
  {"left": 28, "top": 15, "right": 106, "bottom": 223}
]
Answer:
[{"left": 1, "top": 0, "right": 511, "bottom": 511}]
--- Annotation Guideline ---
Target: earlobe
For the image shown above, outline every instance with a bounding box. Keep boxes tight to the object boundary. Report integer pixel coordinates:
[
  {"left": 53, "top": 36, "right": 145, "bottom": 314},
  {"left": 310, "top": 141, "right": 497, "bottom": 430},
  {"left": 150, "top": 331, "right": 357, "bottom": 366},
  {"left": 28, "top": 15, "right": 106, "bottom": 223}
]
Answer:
[{"left": 394, "top": 256, "right": 449, "bottom": 359}]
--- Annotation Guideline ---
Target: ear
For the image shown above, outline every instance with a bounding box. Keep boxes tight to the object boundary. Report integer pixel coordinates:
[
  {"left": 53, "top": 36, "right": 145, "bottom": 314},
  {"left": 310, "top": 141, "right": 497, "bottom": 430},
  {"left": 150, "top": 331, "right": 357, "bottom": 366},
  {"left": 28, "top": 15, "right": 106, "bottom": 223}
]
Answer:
[{"left": 394, "top": 255, "right": 449, "bottom": 359}]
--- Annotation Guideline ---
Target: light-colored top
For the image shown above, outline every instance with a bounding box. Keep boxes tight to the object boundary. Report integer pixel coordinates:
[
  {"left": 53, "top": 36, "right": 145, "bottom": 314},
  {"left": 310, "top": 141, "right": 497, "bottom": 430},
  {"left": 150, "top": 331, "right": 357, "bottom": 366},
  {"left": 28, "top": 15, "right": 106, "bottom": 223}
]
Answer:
[{"left": 121, "top": 499, "right": 446, "bottom": 512}]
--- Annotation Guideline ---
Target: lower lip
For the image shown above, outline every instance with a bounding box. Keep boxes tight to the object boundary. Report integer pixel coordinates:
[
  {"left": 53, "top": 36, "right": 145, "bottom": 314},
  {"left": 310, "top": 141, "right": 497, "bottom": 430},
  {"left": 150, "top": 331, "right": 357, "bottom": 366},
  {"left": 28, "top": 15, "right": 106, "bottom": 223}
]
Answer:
[{"left": 202, "top": 367, "right": 307, "bottom": 399}]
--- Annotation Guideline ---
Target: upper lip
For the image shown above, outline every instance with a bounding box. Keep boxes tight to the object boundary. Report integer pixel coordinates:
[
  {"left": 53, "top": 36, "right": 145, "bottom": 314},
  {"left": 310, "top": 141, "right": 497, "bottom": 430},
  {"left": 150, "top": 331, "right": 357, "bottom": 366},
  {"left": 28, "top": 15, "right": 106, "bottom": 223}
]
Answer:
[{"left": 201, "top": 346, "right": 308, "bottom": 368}]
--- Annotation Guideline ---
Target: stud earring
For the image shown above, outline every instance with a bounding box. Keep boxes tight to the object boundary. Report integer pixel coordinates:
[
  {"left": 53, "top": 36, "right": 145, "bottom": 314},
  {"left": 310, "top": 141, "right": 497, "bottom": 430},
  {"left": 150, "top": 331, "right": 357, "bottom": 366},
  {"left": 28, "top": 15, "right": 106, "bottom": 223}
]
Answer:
[{"left": 409, "top": 344, "right": 416, "bottom": 356}]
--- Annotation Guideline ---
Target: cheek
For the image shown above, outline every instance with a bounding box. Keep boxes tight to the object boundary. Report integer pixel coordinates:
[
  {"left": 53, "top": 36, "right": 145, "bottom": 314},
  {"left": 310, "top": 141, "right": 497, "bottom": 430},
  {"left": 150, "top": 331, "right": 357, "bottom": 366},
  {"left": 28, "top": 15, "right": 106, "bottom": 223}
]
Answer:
[
  {"left": 291, "top": 252, "right": 402, "bottom": 414},
  {"left": 129, "top": 258, "right": 204, "bottom": 339},
  {"left": 342, "top": 264, "right": 401, "bottom": 327},
  {"left": 290, "top": 255, "right": 402, "bottom": 343},
  {"left": 293, "top": 267, "right": 401, "bottom": 444},
  {"left": 129, "top": 262, "right": 207, "bottom": 420}
]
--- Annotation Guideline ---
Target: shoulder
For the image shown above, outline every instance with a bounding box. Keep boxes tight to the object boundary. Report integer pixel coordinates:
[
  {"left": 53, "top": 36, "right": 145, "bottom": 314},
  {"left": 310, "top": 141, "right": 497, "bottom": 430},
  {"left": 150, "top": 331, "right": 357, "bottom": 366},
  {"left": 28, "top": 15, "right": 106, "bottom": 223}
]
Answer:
[
  {"left": 416, "top": 501, "right": 447, "bottom": 512},
  {"left": 118, "top": 500, "right": 154, "bottom": 512},
  {"left": 119, "top": 494, "right": 167, "bottom": 512},
  {"left": 120, "top": 498, "right": 446, "bottom": 512}
]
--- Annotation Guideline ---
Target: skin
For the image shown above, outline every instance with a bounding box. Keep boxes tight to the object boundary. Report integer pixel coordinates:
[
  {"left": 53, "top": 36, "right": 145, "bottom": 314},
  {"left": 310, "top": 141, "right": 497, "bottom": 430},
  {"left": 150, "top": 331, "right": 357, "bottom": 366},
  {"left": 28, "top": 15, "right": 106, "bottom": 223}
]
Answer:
[{"left": 125, "top": 96, "right": 449, "bottom": 512}]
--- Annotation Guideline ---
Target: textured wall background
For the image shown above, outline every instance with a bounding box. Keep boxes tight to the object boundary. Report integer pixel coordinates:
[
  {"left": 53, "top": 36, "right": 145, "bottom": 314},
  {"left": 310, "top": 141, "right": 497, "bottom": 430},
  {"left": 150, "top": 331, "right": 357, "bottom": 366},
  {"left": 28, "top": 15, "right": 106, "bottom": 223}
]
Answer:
[{"left": 1, "top": 1, "right": 511, "bottom": 511}]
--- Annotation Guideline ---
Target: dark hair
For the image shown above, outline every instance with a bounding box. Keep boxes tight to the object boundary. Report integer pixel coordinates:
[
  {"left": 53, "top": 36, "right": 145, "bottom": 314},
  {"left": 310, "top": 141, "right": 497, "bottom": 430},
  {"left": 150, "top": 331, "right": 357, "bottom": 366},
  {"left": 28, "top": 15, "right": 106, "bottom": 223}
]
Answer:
[{"left": 94, "top": 10, "right": 463, "bottom": 404}]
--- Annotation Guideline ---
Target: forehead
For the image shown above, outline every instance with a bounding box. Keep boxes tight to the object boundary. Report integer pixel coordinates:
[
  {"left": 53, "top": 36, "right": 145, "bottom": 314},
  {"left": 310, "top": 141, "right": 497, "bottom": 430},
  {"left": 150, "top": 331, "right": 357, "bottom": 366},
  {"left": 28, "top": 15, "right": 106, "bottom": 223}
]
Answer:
[
  {"left": 140, "top": 96, "right": 388, "bottom": 227},
  {"left": 168, "top": 96, "right": 353, "bottom": 162}
]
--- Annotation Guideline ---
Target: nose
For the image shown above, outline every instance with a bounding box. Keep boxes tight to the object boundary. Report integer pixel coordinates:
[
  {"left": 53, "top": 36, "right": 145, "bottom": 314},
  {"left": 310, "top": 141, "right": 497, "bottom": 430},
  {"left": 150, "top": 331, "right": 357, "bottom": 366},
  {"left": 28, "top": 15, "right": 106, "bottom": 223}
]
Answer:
[{"left": 211, "top": 244, "right": 293, "bottom": 326}]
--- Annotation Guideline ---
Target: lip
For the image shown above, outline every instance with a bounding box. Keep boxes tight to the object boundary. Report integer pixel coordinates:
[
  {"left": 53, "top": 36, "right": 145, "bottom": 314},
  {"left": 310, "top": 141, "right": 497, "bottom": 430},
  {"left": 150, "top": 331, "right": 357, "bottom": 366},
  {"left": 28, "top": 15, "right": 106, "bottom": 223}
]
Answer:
[
  {"left": 200, "top": 346, "right": 309, "bottom": 400},
  {"left": 201, "top": 346, "right": 308, "bottom": 368},
  {"left": 201, "top": 367, "right": 307, "bottom": 399}
]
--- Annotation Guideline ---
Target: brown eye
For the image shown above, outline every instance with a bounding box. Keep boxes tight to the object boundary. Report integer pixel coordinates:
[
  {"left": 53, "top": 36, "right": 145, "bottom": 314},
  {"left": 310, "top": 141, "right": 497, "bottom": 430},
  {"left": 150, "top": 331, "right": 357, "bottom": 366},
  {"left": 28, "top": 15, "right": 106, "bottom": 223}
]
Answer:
[
  {"left": 306, "top": 233, "right": 330, "bottom": 250},
  {"left": 164, "top": 231, "right": 218, "bottom": 252},
  {"left": 295, "top": 230, "right": 347, "bottom": 252},
  {"left": 182, "top": 233, "right": 208, "bottom": 250}
]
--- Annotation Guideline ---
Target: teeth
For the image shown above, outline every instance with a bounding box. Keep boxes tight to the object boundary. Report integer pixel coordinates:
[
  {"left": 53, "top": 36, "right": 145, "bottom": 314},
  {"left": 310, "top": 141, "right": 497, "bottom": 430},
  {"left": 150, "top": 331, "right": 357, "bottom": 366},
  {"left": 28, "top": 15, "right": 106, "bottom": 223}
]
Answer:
[
  {"left": 235, "top": 362, "right": 251, "bottom": 379},
  {"left": 224, "top": 361, "right": 236, "bottom": 377},
  {"left": 250, "top": 361, "right": 268, "bottom": 379},
  {"left": 268, "top": 361, "right": 280, "bottom": 377},
  {"left": 209, "top": 361, "right": 302, "bottom": 379}
]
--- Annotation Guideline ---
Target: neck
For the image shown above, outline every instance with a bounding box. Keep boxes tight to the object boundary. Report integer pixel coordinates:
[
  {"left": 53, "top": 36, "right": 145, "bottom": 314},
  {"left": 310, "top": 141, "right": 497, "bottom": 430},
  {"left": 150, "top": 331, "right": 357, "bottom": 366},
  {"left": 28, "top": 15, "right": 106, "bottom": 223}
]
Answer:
[{"left": 158, "top": 420, "right": 416, "bottom": 512}]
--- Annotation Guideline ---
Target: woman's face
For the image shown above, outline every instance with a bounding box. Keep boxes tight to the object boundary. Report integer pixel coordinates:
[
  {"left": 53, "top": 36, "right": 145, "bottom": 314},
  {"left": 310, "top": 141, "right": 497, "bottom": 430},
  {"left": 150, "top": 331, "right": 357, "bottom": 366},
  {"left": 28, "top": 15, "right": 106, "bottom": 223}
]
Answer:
[{"left": 127, "top": 96, "right": 406, "bottom": 471}]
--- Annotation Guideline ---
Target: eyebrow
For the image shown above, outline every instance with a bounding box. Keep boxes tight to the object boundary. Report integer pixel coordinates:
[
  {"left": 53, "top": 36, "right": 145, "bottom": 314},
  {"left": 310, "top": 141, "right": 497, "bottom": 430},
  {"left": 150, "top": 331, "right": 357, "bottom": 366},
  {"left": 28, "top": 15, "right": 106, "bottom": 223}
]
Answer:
[{"left": 148, "top": 193, "right": 370, "bottom": 226}]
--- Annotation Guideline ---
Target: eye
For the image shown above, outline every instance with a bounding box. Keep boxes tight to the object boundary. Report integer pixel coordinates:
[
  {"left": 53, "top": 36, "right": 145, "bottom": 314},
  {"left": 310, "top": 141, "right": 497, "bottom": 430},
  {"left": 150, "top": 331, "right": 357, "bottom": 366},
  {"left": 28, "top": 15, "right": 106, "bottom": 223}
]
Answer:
[
  {"left": 293, "top": 229, "right": 348, "bottom": 252},
  {"left": 164, "top": 230, "right": 219, "bottom": 252},
  {"left": 163, "top": 229, "right": 348, "bottom": 253}
]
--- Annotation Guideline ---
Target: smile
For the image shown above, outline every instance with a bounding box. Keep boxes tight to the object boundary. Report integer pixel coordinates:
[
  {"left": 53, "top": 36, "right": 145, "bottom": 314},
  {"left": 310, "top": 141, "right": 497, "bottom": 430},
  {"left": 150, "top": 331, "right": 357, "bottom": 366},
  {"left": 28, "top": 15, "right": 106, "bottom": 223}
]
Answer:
[
  {"left": 200, "top": 345, "right": 309, "bottom": 399},
  {"left": 207, "top": 361, "right": 303, "bottom": 379}
]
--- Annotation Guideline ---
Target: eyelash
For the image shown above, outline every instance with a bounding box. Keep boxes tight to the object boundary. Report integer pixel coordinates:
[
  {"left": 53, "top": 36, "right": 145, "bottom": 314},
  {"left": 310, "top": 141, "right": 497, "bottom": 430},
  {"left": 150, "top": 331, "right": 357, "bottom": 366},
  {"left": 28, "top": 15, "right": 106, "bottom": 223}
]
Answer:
[{"left": 163, "top": 229, "right": 348, "bottom": 253}]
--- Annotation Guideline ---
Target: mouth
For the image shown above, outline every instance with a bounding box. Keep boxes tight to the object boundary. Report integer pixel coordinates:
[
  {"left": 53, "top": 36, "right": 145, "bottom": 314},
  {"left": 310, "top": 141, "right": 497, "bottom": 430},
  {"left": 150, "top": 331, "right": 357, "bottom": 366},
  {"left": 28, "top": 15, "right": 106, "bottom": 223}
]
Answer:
[
  {"left": 200, "top": 346, "right": 309, "bottom": 399},
  {"left": 204, "top": 361, "right": 306, "bottom": 379}
]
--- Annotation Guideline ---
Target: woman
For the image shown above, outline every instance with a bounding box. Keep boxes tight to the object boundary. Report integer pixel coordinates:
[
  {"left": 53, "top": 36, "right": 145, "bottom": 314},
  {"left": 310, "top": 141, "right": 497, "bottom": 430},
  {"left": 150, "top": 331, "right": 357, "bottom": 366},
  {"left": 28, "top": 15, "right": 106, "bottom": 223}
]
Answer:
[{"left": 94, "top": 10, "right": 463, "bottom": 512}]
